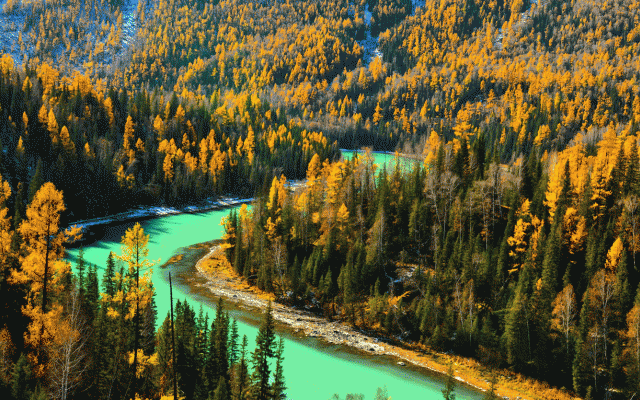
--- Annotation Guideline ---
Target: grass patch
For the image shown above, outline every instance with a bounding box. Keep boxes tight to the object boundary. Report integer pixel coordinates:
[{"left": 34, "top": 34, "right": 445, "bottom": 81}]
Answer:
[{"left": 165, "top": 254, "right": 183, "bottom": 264}]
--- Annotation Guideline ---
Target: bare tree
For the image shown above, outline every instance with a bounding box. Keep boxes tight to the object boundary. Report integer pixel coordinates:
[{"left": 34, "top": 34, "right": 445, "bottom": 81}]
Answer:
[
  {"left": 471, "top": 179, "right": 492, "bottom": 250},
  {"left": 425, "top": 171, "right": 459, "bottom": 258},
  {"left": 48, "top": 288, "right": 89, "bottom": 400},
  {"left": 453, "top": 273, "right": 475, "bottom": 345},
  {"left": 552, "top": 284, "right": 577, "bottom": 355},
  {"left": 626, "top": 304, "right": 640, "bottom": 387},
  {"left": 593, "top": 270, "right": 615, "bottom": 361},
  {"left": 272, "top": 237, "right": 287, "bottom": 298},
  {"left": 582, "top": 269, "right": 615, "bottom": 390},
  {"left": 486, "top": 163, "right": 520, "bottom": 221},
  {"left": 586, "top": 326, "right": 600, "bottom": 391}
]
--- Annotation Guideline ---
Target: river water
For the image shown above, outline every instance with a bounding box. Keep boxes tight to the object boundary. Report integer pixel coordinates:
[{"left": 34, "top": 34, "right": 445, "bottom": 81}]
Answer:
[{"left": 66, "top": 151, "right": 482, "bottom": 400}]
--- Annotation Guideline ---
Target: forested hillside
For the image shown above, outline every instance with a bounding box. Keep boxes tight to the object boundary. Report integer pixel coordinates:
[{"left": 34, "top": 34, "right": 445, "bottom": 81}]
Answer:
[
  {"left": 1, "top": 0, "right": 640, "bottom": 219},
  {"left": 0, "top": 55, "right": 336, "bottom": 221},
  {"left": 225, "top": 142, "right": 640, "bottom": 397},
  {"left": 2, "top": 0, "right": 640, "bottom": 398}
]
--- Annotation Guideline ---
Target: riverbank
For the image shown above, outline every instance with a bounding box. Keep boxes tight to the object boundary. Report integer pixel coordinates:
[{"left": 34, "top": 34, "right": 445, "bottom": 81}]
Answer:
[
  {"left": 341, "top": 148, "right": 424, "bottom": 162},
  {"left": 68, "top": 197, "right": 253, "bottom": 244},
  {"left": 164, "top": 242, "right": 579, "bottom": 400}
]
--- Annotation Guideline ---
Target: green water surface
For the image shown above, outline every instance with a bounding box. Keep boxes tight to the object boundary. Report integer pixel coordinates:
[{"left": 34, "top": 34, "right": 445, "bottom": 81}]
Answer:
[
  {"left": 67, "top": 179, "right": 482, "bottom": 400},
  {"left": 340, "top": 149, "right": 422, "bottom": 172}
]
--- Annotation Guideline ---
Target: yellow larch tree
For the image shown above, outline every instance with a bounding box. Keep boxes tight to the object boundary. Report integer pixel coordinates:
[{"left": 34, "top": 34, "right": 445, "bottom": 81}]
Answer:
[
  {"left": 22, "top": 111, "right": 28, "bottom": 134},
  {"left": 59, "top": 126, "right": 76, "bottom": 155},
  {"left": 123, "top": 115, "right": 136, "bottom": 165},
  {"left": 373, "top": 102, "right": 383, "bottom": 124},
  {"left": 116, "top": 222, "right": 156, "bottom": 393},
  {"left": 83, "top": 142, "right": 95, "bottom": 160},
  {"left": 116, "top": 165, "right": 135, "bottom": 190},
  {"left": 423, "top": 130, "right": 441, "bottom": 168},
  {"left": 243, "top": 126, "right": 255, "bottom": 165},
  {"left": 325, "top": 161, "right": 345, "bottom": 206},
  {"left": 47, "top": 109, "right": 59, "bottom": 144},
  {"left": 36, "top": 63, "right": 59, "bottom": 96},
  {"left": 11, "top": 183, "right": 81, "bottom": 369},
  {"left": 163, "top": 153, "right": 174, "bottom": 183},
  {"left": 605, "top": 237, "right": 624, "bottom": 274},
  {"left": 564, "top": 207, "right": 587, "bottom": 256},
  {"left": 0, "top": 174, "right": 12, "bottom": 288},
  {"left": 544, "top": 138, "right": 589, "bottom": 223},
  {"left": 38, "top": 105, "right": 48, "bottom": 126},
  {"left": 507, "top": 200, "right": 532, "bottom": 273},
  {"left": 104, "top": 97, "right": 115, "bottom": 128},
  {"left": 153, "top": 115, "right": 165, "bottom": 141},
  {"left": 267, "top": 175, "right": 287, "bottom": 215}
]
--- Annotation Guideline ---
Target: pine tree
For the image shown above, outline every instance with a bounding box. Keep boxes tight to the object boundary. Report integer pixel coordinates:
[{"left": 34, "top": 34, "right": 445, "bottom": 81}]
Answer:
[
  {"left": 155, "top": 315, "right": 174, "bottom": 397},
  {"left": 271, "top": 338, "right": 286, "bottom": 400},
  {"left": 250, "top": 301, "right": 276, "bottom": 400},
  {"left": 175, "top": 300, "right": 198, "bottom": 400},
  {"left": 101, "top": 252, "right": 117, "bottom": 301},
  {"left": 27, "top": 159, "right": 44, "bottom": 204},
  {"left": 213, "top": 376, "right": 229, "bottom": 400},
  {"left": 205, "top": 298, "right": 229, "bottom": 394},
  {"left": 374, "top": 386, "right": 390, "bottom": 400},
  {"left": 229, "top": 319, "right": 239, "bottom": 367},
  {"left": 234, "top": 220, "right": 244, "bottom": 276},
  {"left": 117, "top": 222, "right": 155, "bottom": 397},
  {"left": 232, "top": 335, "right": 249, "bottom": 400},
  {"left": 504, "top": 265, "right": 533, "bottom": 371},
  {"left": 76, "top": 249, "right": 86, "bottom": 299},
  {"left": 556, "top": 161, "right": 572, "bottom": 216},
  {"left": 626, "top": 139, "right": 640, "bottom": 195},
  {"left": 532, "top": 222, "right": 560, "bottom": 377},
  {"left": 91, "top": 253, "right": 123, "bottom": 398},
  {"left": 573, "top": 292, "right": 594, "bottom": 395},
  {"left": 84, "top": 264, "right": 99, "bottom": 324},
  {"left": 441, "top": 365, "right": 456, "bottom": 400}
]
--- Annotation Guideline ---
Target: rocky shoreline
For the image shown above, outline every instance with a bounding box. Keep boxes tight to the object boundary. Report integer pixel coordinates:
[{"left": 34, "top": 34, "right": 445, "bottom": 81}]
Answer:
[
  {"left": 193, "top": 245, "right": 495, "bottom": 396},
  {"left": 174, "top": 242, "right": 575, "bottom": 400},
  {"left": 195, "top": 248, "right": 387, "bottom": 354}
]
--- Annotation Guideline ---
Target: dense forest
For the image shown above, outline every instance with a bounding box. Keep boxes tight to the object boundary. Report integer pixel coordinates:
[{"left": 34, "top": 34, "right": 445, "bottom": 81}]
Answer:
[
  {"left": 0, "top": 179, "right": 287, "bottom": 400},
  {"left": 1, "top": 0, "right": 640, "bottom": 222},
  {"left": 1, "top": 0, "right": 640, "bottom": 397},
  {"left": 224, "top": 143, "right": 640, "bottom": 398},
  {"left": 0, "top": 53, "right": 337, "bottom": 222}
]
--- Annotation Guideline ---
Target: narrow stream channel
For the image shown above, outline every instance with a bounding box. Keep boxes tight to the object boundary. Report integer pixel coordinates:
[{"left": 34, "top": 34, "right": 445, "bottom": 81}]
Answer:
[{"left": 66, "top": 151, "right": 482, "bottom": 399}]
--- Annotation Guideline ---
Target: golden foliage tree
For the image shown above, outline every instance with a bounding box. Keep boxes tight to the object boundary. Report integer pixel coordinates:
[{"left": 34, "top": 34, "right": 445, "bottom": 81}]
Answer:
[
  {"left": 116, "top": 222, "right": 155, "bottom": 387},
  {"left": 0, "top": 174, "right": 12, "bottom": 278},
  {"left": 11, "top": 183, "right": 80, "bottom": 369}
]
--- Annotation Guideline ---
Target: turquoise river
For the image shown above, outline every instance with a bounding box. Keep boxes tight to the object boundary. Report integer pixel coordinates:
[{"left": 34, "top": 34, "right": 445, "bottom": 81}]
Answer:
[{"left": 66, "top": 150, "right": 483, "bottom": 399}]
